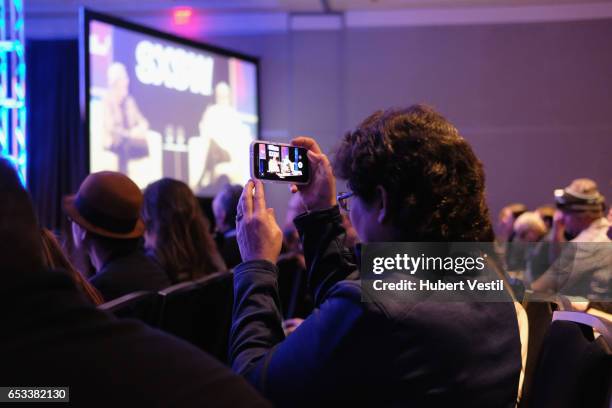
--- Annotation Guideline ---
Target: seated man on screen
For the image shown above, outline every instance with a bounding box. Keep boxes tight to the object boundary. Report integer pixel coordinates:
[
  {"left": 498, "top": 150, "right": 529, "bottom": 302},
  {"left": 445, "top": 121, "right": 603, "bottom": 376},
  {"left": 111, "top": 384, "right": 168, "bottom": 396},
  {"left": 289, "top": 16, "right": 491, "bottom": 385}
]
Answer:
[
  {"left": 268, "top": 155, "right": 280, "bottom": 175},
  {"left": 196, "top": 81, "right": 251, "bottom": 191},
  {"left": 103, "top": 62, "right": 150, "bottom": 174},
  {"left": 280, "top": 155, "right": 296, "bottom": 177},
  {"left": 229, "top": 105, "right": 521, "bottom": 407}
]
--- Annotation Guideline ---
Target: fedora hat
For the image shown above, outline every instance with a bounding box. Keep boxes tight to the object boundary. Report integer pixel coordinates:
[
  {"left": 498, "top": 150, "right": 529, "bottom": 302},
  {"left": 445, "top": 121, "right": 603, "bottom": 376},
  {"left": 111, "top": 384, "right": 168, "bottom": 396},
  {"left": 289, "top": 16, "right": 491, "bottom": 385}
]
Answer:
[
  {"left": 554, "top": 178, "right": 605, "bottom": 213},
  {"left": 63, "top": 171, "right": 145, "bottom": 239}
]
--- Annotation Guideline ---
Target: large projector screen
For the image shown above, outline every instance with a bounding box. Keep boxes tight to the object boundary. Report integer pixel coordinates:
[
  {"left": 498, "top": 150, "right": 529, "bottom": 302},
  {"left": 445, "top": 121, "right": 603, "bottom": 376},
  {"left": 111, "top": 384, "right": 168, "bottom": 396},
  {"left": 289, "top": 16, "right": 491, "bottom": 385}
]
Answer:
[{"left": 80, "top": 9, "right": 259, "bottom": 195}]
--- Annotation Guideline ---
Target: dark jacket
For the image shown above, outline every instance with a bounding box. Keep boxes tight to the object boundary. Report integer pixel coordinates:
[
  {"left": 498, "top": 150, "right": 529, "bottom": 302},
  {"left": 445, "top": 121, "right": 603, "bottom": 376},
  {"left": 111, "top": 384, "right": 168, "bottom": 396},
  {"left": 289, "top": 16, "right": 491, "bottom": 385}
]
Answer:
[
  {"left": 90, "top": 249, "right": 171, "bottom": 300},
  {"left": 230, "top": 206, "right": 522, "bottom": 407},
  {"left": 0, "top": 268, "right": 270, "bottom": 408}
]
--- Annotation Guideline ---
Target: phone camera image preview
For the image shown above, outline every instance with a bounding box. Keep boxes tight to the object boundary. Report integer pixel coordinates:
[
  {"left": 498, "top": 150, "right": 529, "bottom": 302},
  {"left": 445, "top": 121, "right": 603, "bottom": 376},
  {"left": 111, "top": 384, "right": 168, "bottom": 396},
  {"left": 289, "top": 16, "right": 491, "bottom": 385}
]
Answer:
[{"left": 258, "top": 144, "right": 304, "bottom": 180}]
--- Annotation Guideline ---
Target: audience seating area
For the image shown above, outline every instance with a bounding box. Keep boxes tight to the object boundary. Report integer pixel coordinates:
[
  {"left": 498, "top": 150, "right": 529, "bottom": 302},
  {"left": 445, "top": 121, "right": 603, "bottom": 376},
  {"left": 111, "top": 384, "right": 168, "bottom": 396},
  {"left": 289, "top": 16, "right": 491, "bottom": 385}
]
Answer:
[
  {"left": 98, "top": 272, "right": 234, "bottom": 363},
  {"left": 3, "top": 90, "right": 610, "bottom": 405},
  {"left": 98, "top": 270, "right": 611, "bottom": 407}
]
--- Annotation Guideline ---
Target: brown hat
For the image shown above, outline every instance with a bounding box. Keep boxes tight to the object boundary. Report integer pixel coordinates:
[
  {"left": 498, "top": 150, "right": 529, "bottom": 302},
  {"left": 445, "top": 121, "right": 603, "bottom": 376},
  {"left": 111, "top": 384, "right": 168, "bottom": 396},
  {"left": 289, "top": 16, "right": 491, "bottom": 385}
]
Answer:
[{"left": 63, "top": 171, "right": 145, "bottom": 239}]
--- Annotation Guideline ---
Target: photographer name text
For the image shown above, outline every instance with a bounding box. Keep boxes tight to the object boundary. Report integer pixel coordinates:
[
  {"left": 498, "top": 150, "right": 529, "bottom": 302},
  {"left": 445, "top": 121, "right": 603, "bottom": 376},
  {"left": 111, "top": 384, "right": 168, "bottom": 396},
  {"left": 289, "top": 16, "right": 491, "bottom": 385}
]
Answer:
[{"left": 371, "top": 279, "right": 505, "bottom": 292}]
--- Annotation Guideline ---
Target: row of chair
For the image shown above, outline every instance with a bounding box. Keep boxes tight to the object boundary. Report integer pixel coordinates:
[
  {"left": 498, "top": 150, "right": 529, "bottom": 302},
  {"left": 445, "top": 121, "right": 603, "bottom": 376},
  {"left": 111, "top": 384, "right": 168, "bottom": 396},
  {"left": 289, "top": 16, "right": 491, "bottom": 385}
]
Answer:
[
  {"left": 98, "top": 272, "right": 234, "bottom": 363},
  {"left": 99, "top": 275, "right": 611, "bottom": 406}
]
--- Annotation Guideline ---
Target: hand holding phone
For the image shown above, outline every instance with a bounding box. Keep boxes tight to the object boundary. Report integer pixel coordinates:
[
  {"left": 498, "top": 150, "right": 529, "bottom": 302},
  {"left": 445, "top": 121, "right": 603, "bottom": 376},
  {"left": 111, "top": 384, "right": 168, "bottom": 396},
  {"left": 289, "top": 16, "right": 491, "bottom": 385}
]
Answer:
[
  {"left": 236, "top": 180, "right": 283, "bottom": 264},
  {"left": 289, "top": 137, "right": 337, "bottom": 212},
  {"left": 250, "top": 138, "right": 336, "bottom": 211}
]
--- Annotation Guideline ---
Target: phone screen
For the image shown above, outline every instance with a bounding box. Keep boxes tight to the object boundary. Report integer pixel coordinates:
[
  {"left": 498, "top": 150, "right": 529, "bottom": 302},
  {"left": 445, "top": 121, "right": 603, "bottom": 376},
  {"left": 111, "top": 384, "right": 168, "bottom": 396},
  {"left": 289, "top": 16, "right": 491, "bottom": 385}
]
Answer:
[{"left": 252, "top": 142, "right": 310, "bottom": 184}]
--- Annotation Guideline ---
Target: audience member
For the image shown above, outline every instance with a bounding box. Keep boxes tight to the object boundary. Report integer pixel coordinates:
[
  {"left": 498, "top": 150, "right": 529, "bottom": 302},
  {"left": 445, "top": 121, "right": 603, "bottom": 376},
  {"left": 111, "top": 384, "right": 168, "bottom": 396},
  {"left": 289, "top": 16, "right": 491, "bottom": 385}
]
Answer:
[
  {"left": 229, "top": 105, "right": 521, "bottom": 406},
  {"left": 536, "top": 204, "right": 556, "bottom": 231},
  {"left": 281, "top": 192, "right": 306, "bottom": 253},
  {"left": 0, "top": 159, "right": 44, "bottom": 274},
  {"left": 212, "top": 183, "right": 243, "bottom": 268},
  {"left": 0, "top": 159, "right": 21, "bottom": 188},
  {"left": 0, "top": 158, "right": 270, "bottom": 408},
  {"left": 608, "top": 207, "right": 612, "bottom": 240},
  {"left": 64, "top": 171, "right": 170, "bottom": 301},
  {"left": 551, "top": 178, "right": 608, "bottom": 242},
  {"left": 40, "top": 228, "right": 104, "bottom": 305},
  {"left": 498, "top": 203, "right": 528, "bottom": 242},
  {"left": 143, "top": 178, "right": 226, "bottom": 282},
  {"left": 498, "top": 203, "right": 529, "bottom": 272},
  {"left": 513, "top": 212, "right": 549, "bottom": 283},
  {"left": 532, "top": 178, "right": 610, "bottom": 299},
  {"left": 514, "top": 211, "right": 548, "bottom": 243}
]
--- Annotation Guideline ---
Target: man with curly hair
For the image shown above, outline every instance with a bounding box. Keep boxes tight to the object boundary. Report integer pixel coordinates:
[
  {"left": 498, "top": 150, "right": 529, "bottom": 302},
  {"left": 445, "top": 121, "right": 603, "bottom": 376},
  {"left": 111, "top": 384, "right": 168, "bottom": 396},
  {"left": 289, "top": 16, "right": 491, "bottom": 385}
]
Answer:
[{"left": 230, "top": 105, "right": 522, "bottom": 407}]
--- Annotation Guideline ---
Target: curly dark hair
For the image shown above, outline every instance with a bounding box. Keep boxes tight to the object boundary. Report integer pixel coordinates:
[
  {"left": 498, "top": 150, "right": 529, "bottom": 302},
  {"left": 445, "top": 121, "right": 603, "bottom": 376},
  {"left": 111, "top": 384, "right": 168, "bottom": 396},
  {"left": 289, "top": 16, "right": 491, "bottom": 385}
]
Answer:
[{"left": 334, "top": 104, "right": 494, "bottom": 242}]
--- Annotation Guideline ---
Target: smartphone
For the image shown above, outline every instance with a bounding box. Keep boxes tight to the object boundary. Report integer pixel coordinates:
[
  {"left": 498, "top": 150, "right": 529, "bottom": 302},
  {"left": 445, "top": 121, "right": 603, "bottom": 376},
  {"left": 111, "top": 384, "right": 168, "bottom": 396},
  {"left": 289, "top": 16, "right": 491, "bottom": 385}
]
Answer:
[{"left": 250, "top": 141, "right": 310, "bottom": 185}]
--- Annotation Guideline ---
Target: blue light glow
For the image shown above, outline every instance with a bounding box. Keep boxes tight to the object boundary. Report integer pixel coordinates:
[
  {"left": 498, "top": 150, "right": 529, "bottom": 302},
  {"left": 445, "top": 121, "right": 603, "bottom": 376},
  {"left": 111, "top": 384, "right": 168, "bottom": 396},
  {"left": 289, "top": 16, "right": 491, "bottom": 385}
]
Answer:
[{"left": 0, "top": 0, "right": 26, "bottom": 185}]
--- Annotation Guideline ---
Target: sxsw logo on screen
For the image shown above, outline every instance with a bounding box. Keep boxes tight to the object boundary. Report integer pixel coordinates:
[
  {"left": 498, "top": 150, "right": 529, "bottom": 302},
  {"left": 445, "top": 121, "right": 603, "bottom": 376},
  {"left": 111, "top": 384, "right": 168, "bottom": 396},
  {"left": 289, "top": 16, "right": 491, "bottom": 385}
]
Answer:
[{"left": 135, "top": 40, "right": 214, "bottom": 96}]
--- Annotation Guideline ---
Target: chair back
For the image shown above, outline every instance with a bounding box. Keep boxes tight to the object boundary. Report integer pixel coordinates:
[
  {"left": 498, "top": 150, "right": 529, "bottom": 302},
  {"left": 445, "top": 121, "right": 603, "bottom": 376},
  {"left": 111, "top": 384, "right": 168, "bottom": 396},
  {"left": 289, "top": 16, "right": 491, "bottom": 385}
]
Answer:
[
  {"left": 158, "top": 272, "right": 234, "bottom": 362},
  {"left": 524, "top": 318, "right": 611, "bottom": 408},
  {"left": 98, "top": 291, "right": 160, "bottom": 327},
  {"left": 518, "top": 292, "right": 556, "bottom": 407}
]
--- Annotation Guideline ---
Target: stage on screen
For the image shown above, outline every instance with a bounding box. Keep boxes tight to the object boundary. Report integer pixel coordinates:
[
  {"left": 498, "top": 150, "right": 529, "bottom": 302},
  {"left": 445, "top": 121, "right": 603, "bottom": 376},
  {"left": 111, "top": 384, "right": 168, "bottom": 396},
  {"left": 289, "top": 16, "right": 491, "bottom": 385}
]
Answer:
[{"left": 80, "top": 9, "right": 259, "bottom": 195}]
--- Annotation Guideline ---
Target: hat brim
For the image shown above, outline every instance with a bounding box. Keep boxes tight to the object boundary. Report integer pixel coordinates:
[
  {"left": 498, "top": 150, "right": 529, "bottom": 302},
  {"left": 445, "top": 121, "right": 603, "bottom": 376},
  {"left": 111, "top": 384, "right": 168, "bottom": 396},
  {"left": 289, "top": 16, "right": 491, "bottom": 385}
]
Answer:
[{"left": 63, "top": 195, "right": 145, "bottom": 239}]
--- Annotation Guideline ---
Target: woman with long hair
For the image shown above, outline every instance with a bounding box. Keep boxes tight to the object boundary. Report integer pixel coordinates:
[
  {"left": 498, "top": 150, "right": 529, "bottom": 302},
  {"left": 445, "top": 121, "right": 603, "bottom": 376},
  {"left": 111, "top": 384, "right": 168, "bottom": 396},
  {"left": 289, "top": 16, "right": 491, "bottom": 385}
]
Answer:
[{"left": 142, "top": 178, "right": 227, "bottom": 283}]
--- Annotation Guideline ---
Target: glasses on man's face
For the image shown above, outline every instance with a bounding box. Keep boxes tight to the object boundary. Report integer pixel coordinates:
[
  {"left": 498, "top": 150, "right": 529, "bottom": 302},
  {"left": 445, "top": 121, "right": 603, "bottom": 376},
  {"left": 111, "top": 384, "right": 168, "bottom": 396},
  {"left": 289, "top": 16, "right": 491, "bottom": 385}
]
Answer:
[{"left": 337, "top": 191, "right": 354, "bottom": 212}]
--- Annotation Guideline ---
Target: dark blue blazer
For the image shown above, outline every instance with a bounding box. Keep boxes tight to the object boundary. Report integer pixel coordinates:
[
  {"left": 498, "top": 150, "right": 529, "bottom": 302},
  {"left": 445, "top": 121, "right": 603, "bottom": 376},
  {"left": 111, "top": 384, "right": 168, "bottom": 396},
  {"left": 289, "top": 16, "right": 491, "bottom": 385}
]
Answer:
[{"left": 229, "top": 206, "right": 522, "bottom": 407}]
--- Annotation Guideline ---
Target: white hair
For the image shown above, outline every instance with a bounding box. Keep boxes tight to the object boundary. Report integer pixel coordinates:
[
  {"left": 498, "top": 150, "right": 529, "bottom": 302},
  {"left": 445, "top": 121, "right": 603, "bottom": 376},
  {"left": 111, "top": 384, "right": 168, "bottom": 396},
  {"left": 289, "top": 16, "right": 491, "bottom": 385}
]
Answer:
[
  {"left": 107, "top": 62, "right": 129, "bottom": 85},
  {"left": 514, "top": 211, "right": 547, "bottom": 236}
]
